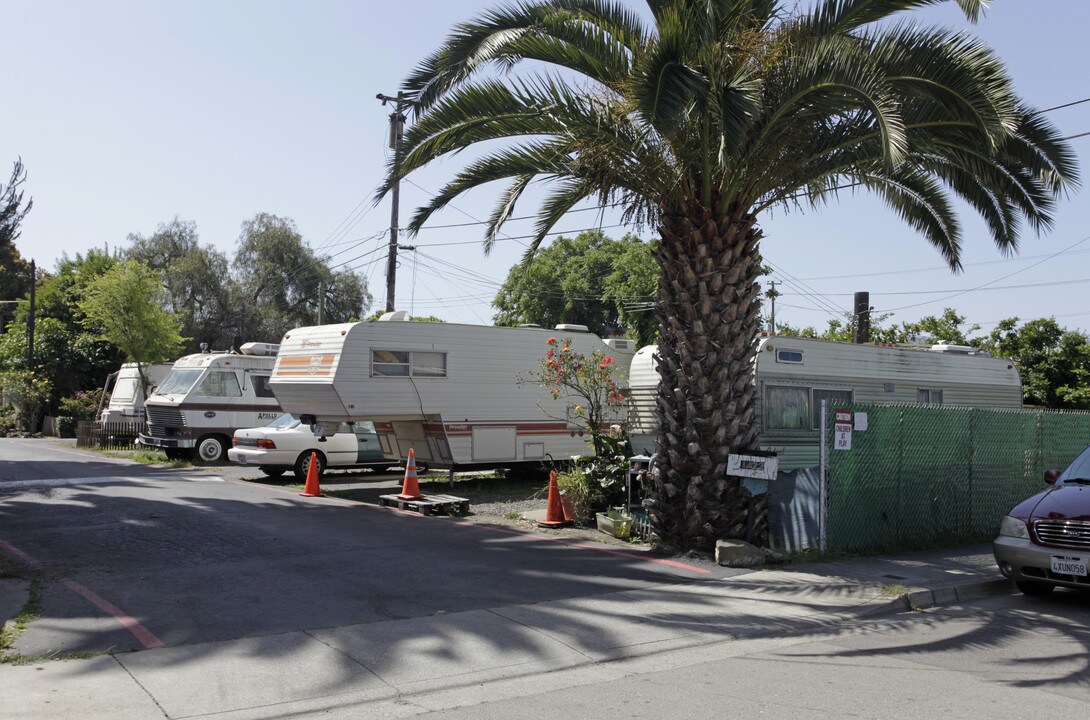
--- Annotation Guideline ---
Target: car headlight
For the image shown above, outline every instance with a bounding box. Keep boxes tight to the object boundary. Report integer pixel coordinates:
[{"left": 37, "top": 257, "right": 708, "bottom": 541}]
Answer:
[{"left": 998, "top": 515, "right": 1029, "bottom": 539}]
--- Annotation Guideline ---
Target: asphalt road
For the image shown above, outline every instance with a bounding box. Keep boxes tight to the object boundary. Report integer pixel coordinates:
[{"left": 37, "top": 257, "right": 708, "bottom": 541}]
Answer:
[{"left": 0, "top": 438, "right": 724, "bottom": 658}]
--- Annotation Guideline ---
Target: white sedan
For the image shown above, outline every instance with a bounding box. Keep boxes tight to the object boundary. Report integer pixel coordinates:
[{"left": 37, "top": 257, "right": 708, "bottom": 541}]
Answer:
[{"left": 228, "top": 413, "right": 393, "bottom": 480}]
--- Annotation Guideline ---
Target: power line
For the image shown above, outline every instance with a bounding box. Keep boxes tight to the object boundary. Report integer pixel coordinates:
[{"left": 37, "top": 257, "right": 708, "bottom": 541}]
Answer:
[{"left": 871, "top": 234, "right": 1090, "bottom": 314}]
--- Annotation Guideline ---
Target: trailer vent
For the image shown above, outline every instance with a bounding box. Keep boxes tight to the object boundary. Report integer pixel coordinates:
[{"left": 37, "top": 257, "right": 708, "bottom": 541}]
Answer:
[
  {"left": 239, "top": 342, "right": 280, "bottom": 357},
  {"left": 554, "top": 324, "right": 590, "bottom": 332},
  {"left": 929, "top": 343, "right": 982, "bottom": 355}
]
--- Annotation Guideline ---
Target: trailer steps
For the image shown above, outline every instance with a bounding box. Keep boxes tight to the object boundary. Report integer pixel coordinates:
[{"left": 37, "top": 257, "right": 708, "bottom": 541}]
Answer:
[{"left": 378, "top": 493, "right": 471, "bottom": 516}]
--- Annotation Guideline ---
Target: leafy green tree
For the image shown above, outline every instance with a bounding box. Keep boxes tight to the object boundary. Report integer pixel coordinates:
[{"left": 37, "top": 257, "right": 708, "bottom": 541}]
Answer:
[
  {"left": 126, "top": 218, "right": 235, "bottom": 351},
  {"left": 0, "top": 369, "right": 51, "bottom": 434},
  {"left": 0, "top": 249, "right": 123, "bottom": 414},
  {"left": 902, "top": 309, "right": 980, "bottom": 346},
  {"left": 77, "top": 260, "right": 187, "bottom": 368},
  {"left": 233, "top": 213, "right": 373, "bottom": 342},
  {"left": 381, "top": 0, "right": 1077, "bottom": 549},
  {"left": 1, "top": 159, "right": 33, "bottom": 330},
  {"left": 776, "top": 308, "right": 977, "bottom": 346},
  {"left": 979, "top": 318, "right": 1090, "bottom": 409},
  {"left": 493, "top": 230, "right": 658, "bottom": 346}
]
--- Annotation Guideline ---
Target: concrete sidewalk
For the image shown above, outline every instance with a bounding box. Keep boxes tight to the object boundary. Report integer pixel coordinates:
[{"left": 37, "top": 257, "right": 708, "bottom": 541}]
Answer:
[{"left": 1, "top": 543, "right": 1010, "bottom": 720}]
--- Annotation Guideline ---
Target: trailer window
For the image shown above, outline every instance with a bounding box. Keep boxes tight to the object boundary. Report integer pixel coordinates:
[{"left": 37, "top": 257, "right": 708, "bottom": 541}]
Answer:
[
  {"left": 775, "top": 349, "right": 804, "bottom": 364},
  {"left": 918, "top": 388, "right": 944, "bottom": 405},
  {"left": 195, "top": 371, "right": 242, "bottom": 398},
  {"left": 372, "top": 350, "right": 447, "bottom": 378},
  {"left": 765, "top": 386, "right": 809, "bottom": 430},
  {"left": 372, "top": 351, "right": 411, "bottom": 376},
  {"left": 812, "top": 389, "right": 853, "bottom": 428},
  {"left": 251, "top": 375, "right": 276, "bottom": 398},
  {"left": 412, "top": 352, "right": 447, "bottom": 377}
]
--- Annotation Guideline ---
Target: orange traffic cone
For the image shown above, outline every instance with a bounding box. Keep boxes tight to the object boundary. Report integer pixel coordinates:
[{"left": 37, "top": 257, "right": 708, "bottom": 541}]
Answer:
[
  {"left": 396, "top": 449, "right": 424, "bottom": 500},
  {"left": 299, "top": 452, "right": 323, "bottom": 497},
  {"left": 538, "top": 470, "right": 572, "bottom": 528}
]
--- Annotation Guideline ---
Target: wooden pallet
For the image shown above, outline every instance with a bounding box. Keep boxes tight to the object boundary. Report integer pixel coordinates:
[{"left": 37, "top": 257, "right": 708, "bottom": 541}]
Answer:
[{"left": 378, "top": 493, "right": 471, "bottom": 516}]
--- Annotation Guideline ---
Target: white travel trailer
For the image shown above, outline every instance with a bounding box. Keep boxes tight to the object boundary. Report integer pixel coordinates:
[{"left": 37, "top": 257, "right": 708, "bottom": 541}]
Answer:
[
  {"left": 137, "top": 342, "right": 282, "bottom": 463},
  {"left": 98, "top": 362, "right": 175, "bottom": 425},
  {"left": 628, "top": 336, "right": 1023, "bottom": 551},
  {"left": 629, "top": 336, "right": 1023, "bottom": 466},
  {"left": 269, "top": 317, "right": 635, "bottom": 470}
]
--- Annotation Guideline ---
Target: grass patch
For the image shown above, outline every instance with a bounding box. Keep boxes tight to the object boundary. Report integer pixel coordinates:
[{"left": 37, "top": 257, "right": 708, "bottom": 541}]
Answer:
[
  {"left": 4, "top": 650, "right": 103, "bottom": 665},
  {"left": 881, "top": 583, "right": 908, "bottom": 597},
  {"left": 95, "top": 448, "right": 191, "bottom": 468}
]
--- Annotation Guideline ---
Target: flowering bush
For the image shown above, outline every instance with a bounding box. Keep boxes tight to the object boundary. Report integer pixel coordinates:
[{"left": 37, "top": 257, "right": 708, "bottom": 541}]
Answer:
[
  {"left": 524, "top": 336, "right": 626, "bottom": 456},
  {"left": 58, "top": 390, "right": 103, "bottom": 421},
  {"left": 521, "top": 337, "right": 632, "bottom": 508}
]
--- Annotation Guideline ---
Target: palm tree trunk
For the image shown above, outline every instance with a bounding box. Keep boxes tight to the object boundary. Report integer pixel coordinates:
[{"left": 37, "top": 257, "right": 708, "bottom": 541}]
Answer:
[{"left": 646, "top": 198, "right": 765, "bottom": 550}]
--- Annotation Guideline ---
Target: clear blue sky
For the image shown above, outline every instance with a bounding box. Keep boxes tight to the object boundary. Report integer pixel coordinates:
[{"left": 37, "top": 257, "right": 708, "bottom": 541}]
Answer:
[{"left": 4, "top": 1, "right": 1089, "bottom": 338}]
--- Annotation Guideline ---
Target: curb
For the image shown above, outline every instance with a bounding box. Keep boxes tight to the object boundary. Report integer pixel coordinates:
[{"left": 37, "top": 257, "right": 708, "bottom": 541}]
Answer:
[
  {"left": 851, "top": 577, "right": 1014, "bottom": 618},
  {"left": 902, "top": 577, "right": 1014, "bottom": 611}
]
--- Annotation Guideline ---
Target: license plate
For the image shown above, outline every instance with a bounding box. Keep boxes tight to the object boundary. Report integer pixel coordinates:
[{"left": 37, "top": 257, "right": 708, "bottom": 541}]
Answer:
[{"left": 1051, "top": 555, "right": 1087, "bottom": 576}]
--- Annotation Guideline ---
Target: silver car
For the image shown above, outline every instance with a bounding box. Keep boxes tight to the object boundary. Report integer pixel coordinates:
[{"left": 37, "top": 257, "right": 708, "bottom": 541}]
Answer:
[{"left": 993, "top": 444, "right": 1090, "bottom": 595}]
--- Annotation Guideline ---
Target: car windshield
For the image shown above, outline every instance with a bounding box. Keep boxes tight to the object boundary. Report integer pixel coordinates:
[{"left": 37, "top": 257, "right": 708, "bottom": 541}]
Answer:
[
  {"left": 155, "top": 369, "right": 203, "bottom": 396},
  {"left": 1059, "top": 445, "right": 1090, "bottom": 485},
  {"left": 266, "top": 413, "right": 301, "bottom": 430}
]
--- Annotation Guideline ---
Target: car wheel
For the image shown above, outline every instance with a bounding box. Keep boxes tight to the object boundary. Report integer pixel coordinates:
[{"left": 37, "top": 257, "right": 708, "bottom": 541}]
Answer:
[
  {"left": 195, "top": 435, "right": 228, "bottom": 464},
  {"left": 294, "top": 451, "right": 325, "bottom": 482},
  {"left": 1016, "top": 580, "right": 1055, "bottom": 596},
  {"left": 260, "top": 466, "right": 287, "bottom": 478}
]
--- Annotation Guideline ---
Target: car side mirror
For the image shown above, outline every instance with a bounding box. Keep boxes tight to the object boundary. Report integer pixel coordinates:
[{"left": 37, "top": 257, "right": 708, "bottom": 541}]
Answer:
[{"left": 1044, "top": 468, "right": 1060, "bottom": 484}]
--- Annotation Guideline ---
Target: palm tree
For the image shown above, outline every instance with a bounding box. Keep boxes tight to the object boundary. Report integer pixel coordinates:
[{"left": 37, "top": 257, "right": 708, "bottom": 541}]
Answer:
[{"left": 382, "top": 0, "right": 1078, "bottom": 550}]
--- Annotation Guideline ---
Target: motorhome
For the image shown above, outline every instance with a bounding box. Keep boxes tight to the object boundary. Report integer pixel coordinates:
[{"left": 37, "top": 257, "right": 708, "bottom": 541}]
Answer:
[
  {"left": 629, "top": 336, "right": 1023, "bottom": 467},
  {"left": 136, "top": 342, "right": 282, "bottom": 463},
  {"left": 268, "top": 316, "right": 635, "bottom": 470},
  {"left": 98, "top": 362, "right": 175, "bottom": 425}
]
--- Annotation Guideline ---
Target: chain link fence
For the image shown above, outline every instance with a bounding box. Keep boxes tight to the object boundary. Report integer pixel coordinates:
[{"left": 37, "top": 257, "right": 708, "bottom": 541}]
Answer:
[{"left": 824, "top": 404, "right": 1090, "bottom": 554}]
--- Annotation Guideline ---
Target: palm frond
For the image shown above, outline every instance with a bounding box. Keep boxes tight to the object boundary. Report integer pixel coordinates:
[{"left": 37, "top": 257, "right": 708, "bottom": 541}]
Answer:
[{"left": 805, "top": 0, "right": 987, "bottom": 36}]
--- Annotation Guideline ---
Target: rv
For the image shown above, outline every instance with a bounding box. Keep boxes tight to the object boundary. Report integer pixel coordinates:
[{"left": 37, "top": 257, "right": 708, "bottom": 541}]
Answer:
[
  {"left": 628, "top": 336, "right": 1023, "bottom": 551},
  {"left": 268, "top": 317, "right": 635, "bottom": 470},
  {"left": 629, "top": 336, "right": 1022, "bottom": 467},
  {"left": 136, "top": 342, "right": 282, "bottom": 463},
  {"left": 98, "top": 362, "right": 175, "bottom": 425}
]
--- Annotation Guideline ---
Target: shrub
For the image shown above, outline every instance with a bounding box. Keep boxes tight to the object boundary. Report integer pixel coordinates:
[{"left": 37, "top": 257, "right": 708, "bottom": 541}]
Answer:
[
  {"left": 57, "top": 390, "right": 102, "bottom": 421},
  {"left": 56, "top": 416, "right": 78, "bottom": 438},
  {"left": 555, "top": 463, "right": 602, "bottom": 524}
]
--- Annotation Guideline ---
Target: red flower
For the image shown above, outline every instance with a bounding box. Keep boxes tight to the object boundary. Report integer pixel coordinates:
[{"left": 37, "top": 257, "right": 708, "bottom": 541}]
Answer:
[{"left": 547, "top": 337, "right": 556, "bottom": 344}]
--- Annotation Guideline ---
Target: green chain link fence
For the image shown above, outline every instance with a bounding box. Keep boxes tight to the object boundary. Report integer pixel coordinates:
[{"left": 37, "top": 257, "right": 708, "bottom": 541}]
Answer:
[{"left": 825, "top": 404, "right": 1090, "bottom": 554}]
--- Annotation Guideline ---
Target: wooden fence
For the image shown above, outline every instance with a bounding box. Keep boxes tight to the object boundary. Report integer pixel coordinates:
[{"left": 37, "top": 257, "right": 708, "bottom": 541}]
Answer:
[{"left": 76, "top": 420, "right": 145, "bottom": 450}]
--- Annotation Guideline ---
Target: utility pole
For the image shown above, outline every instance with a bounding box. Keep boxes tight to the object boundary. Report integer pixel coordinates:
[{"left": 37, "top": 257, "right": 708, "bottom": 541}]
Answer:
[
  {"left": 766, "top": 280, "right": 778, "bottom": 334},
  {"left": 27, "top": 259, "right": 35, "bottom": 369},
  {"left": 317, "top": 281, "right": 325, "bottom": 325},
  {"left": 377, "top": 91, "right": 408, "bottom": 313},
  {"left": 853, "top": 291, "right": 870, "bottom": 344}
]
